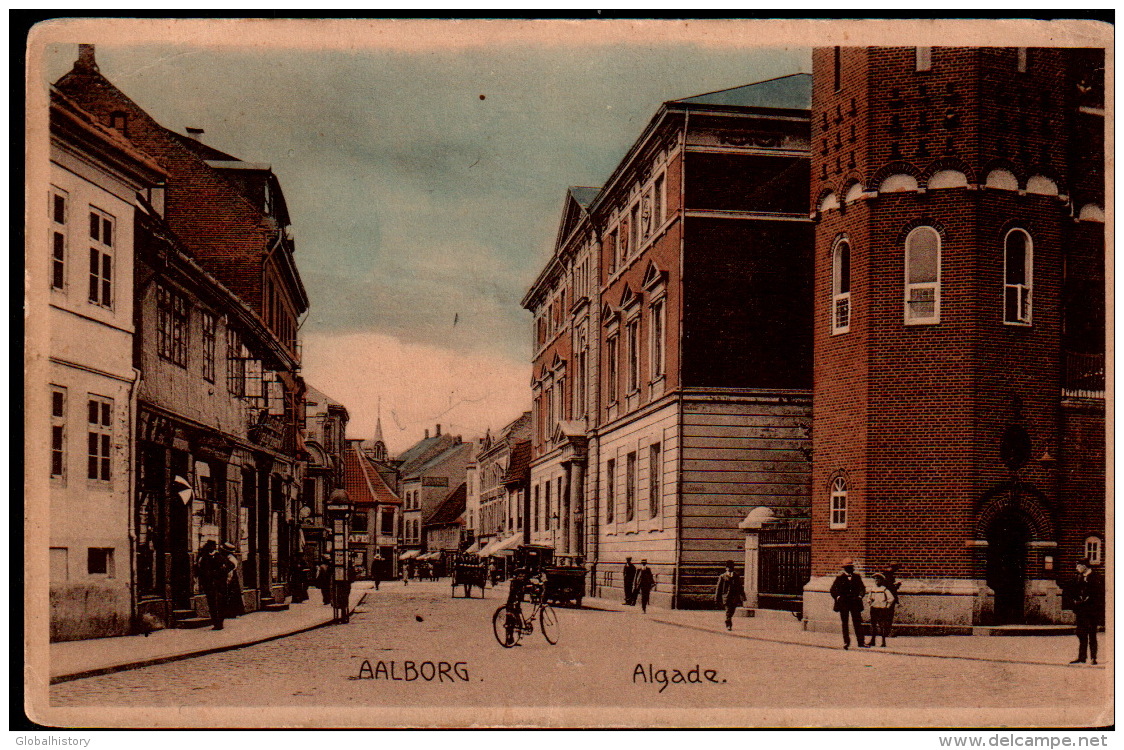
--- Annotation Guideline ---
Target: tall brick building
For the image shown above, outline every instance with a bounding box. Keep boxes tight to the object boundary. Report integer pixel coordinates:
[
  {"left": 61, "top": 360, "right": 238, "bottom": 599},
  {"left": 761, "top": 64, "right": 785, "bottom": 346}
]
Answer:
[
  {"left": 804, "top": 47, "right": 1105, "bottom": 631},
  {"left": 524, "top": 75, "right": 815, "bottom": 607}
]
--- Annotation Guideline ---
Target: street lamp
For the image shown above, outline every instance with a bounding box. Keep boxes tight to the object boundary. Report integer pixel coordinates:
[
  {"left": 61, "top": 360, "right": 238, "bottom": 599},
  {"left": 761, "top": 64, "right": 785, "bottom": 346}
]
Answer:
[{"left": 327, "top": 488, "right": 353, "bottom": 623}]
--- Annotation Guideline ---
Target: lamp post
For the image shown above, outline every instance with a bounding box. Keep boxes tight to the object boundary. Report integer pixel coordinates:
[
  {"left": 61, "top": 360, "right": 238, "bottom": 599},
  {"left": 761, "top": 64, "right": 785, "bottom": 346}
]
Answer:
[{"left": 327, "top": 488, "right": 353, "bottom": 623}]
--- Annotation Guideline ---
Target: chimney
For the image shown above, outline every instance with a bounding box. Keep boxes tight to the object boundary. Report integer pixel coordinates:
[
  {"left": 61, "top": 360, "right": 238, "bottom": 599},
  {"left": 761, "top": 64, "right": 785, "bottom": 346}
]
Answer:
[
  {"left": 436, "top": 424, "right": 442, "bottom": 437},
  {"left": 424, "top": 429, "right": 429, "bottom": 439},
  {"left": 185, "top": 127, "right": 205, "bottom": 142},
  {"left": 76, "top": 44, "right": 98, "bottom": 72}
]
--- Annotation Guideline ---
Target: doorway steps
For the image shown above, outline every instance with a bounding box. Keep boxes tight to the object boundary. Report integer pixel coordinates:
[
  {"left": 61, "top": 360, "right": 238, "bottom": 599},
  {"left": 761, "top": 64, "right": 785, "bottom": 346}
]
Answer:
[
  {"left": 260, "top": 598, "right": 290, "bottom": 613},
  {"left": 971, "top": 624, "right": 1075, "bottom": 636},
  {"left": 171, "top": 609, "right": 211, "bottom": 629}
]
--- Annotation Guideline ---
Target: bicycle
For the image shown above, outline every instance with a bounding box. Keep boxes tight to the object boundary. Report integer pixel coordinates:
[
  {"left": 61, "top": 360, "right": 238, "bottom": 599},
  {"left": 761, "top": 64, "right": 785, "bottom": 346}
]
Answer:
[{"left": 492, "top": 582, "right": 559, "bottom": 647}]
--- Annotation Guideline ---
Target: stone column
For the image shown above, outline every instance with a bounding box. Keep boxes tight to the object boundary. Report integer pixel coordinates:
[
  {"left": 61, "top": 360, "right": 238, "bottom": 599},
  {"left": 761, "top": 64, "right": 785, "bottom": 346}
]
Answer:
[
  {"left": 738, "top": 507, "right": 776, "bottom": 611},
  {"left": 560, "top": 463, "right": 572, "bottom": 554},
  {"left": 570, "top": 460, "right": 586, "bottom": 557}
]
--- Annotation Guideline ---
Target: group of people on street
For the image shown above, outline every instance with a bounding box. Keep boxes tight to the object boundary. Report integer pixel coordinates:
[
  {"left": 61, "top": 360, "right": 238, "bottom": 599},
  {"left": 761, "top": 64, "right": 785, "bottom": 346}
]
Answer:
[
  {"left": 621, "top": 558, "right": 656, "bottom": 612},
  {"left": 194, "top": 540, "right": 244, "bottom": 630},
  {"left": 829, "top": 558, "right": 901, "bottom": 649}
]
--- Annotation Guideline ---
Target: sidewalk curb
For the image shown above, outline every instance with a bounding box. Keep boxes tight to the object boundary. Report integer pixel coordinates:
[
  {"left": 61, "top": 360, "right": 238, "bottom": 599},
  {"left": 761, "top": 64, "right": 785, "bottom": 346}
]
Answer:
[
  {"left": 50, "top": 591, "right": 369, "bottom": 685},
  {"left": 647, "top": 616, "right": 1106, "bottom": 670}
]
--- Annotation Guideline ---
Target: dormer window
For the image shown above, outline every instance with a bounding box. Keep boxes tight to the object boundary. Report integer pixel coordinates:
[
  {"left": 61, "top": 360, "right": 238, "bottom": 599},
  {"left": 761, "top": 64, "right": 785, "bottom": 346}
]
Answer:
[
  {"left": 263, "top": 182, "right": 273, "bottom": 216},
  {"left": 110, "top": 112, "right": 127, "bottom": 133}
]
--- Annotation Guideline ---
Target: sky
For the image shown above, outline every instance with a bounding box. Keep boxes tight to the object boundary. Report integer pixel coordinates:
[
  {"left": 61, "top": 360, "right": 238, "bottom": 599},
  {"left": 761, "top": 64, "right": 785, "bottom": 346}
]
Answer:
[{"left": 41, "top": 21, "right": 810, "bottom": 454}]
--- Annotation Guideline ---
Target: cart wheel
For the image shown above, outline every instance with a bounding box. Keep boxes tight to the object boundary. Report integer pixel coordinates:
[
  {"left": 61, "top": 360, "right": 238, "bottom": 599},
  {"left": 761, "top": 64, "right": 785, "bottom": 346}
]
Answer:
[{"left": 492, "top": 605, "right": 519, "bottom": 648}]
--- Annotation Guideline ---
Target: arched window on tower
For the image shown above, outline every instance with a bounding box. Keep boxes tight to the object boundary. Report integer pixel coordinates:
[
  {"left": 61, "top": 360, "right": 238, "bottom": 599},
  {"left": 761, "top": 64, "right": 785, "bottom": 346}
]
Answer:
[
  {"left": 830, "top": 477, "right": 848, "bottom": 530},
  {"left": 832, "top": 239, "right": 852, "bottom": 334},
  {"left": 904, "top": 226, "right": 941, "bottom": 324},
  {"left": 1004, "top": 229, "right": 1033, "bottom": 325}
]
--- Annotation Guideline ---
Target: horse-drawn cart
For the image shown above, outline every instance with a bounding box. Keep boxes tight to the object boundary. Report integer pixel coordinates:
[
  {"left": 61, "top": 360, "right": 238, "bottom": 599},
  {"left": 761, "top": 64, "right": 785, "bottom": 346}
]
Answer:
[{"left": 450, "top": 554, "right": 487, "bottom": 598}]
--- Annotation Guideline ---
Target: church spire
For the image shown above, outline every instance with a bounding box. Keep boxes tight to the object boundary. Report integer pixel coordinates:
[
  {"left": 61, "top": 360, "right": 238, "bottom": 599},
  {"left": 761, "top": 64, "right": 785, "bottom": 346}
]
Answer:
[{"left": 371, "top": 397, "right": 387, "bottom": 461}]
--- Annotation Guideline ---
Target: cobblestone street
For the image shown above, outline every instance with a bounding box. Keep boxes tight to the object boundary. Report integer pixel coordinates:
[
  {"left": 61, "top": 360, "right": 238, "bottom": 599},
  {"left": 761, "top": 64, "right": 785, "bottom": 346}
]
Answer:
[{"left": 48, "top": 581, "right": 1109, "bottom": 727}]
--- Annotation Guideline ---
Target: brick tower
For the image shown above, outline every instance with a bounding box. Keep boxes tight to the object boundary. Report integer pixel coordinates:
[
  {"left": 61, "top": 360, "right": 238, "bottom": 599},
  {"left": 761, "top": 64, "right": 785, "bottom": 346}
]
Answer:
[{"left": 804, "top": 47, "right": 1105, "bottom": 632}]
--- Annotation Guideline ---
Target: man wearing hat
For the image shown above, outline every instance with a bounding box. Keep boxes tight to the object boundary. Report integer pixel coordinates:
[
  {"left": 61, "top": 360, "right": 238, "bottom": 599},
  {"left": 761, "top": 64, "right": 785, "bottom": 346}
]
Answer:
[
  {"left": 715, "top": 560, "right": 746, "bottom": 631},
  {"left": 829, "top": 557, "right": 868, "bottom": 648},
  {"left": 220, "top": 542, "right": 246, "bottom": 618},
  {"left": 1069, "top": 558, "right": 1103, "bottom": 665},
  {"left": 635, "top": 560, "right": 656, "bottom": 613}
]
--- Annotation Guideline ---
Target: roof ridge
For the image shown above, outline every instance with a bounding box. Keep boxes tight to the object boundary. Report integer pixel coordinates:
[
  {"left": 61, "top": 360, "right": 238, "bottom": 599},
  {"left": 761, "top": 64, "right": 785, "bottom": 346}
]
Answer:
[{"left": 671, "top": 72, "right": 810, "bottom": 104}]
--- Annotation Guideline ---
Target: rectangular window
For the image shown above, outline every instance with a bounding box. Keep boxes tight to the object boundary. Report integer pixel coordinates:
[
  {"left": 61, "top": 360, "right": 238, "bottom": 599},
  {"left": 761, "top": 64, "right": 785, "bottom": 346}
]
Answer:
[
  {"left": 88, "top": 209, "right": 114, "bottom": 308},
  {"left": 648, "top": 442, "right": 661, "bottom": 519},
  {"left": 626, "top": 318, "right": 640, "bottom": 393},
  {"left": 201, "top": 312, "right": 217, "bottom": 381},
  {"left": 607, "top": 334, "right": 619, "bottom": 403},
  {"left": 833, "top": 241, "right": 852, "bottom": 334},
  {"left": 650, "top": 299, "right": 665, "bottom": 379},
  {"left": 51, "top": 189, "right": 68, "bottom": 290},
  {"left": 534, "top": 485, "right": 540, "bottom": 531},
  {"left": 576, "top": 345, "right": 587, "bottom": 418},
  {"left": 654, "top": 175, "right": 664, "bottom": 226},
  {"left": 87, "top": 547, "right": 115, "bottom": 577},
  {"left": 382, "top": 511, "right": 395, "bottom": 536},
  {"left": 625, "top": 451, "right": 637, "bottom": 522},
  {"left": 605, "top": 459, "right": 616, "bottom": 524},
  {"left": 915, "top": 47, "right": 931, "bottom": 72},
  {"left": 353, "top": 513, "right": 368, "bottom": 532},
  {"left": 50, "top": 386, "right": 66, "bottom": 479},
  {"left": 157, "top": 285, "right": 189, "bottom": 367},
  {"left": 629, "top": 205, "right": 640, "bottom": 256},
  {"left": 608, "top": 230, "right": 618, "bottom": 274},
  {"left": 227, "top": 328, "right": 245, "bottom": 396},
  {"left": 1004, "top": 230, "right": 1033, "bottom": 325},
  {"left": 544, "top": 481, "right": 552, "bottom": 530},
  {"left": 87, "top": 396, "right": 112, "bottom": 481}
]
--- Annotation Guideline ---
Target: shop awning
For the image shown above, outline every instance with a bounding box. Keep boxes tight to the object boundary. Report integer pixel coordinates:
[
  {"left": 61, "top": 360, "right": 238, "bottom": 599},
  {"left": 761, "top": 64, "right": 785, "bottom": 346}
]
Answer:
[
  {"left": 463, "top": 539, "right": 484, "bottom": 555},
  {"left": 398, "top": 549, "right": 420, "bottom": 561},
  {"left": 418, "top": 551, "right": 441, "bottom": 561},
  {"left": 479, "top": 533, "right": 521, "bottom": 557}
]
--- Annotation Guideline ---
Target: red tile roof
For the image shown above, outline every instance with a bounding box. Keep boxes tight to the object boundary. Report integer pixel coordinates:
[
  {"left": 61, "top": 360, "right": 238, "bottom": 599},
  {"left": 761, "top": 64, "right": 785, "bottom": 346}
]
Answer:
[{"left": 343, "top": 441, "right": 401, "bottom": 508}]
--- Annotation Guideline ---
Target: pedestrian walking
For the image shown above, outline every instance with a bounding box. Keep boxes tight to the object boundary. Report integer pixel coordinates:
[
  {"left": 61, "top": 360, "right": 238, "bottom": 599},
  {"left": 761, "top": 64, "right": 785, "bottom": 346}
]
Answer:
[
  {"left": 195, "top": 540, "right": 234, "bottom": 630},
  {"left": 830, "top": 557, "right": 868, "bottom": 649},
  {"left": 370, "top": 556, "right": 383, "bottom": 591},
  {"left": 880, "top": 562, "right": 902, "bottom": 637},
  {"left": 1069, "top": 558, "right": 1103, "bottom": 665},
  {"left": 317, "top": 556, "right": 333, "bottom": 605},
  {"left": 865, "top": 573, "right": 895, "bottom": 647},
  {"left": 220, "top": 542, "right": 246, "bottom": 618},
  {"left": 622, "top": 557, "right": 637, "bottom": 605},
  {"left": 402, "top": 561, "right": 411, "bottom": 586},
  {"left": 291, "top": 557, "right": 309, "bottom": 604},
  {"left": 714, "top": 560, "right": 745, "bottom": 631},
  {"left": 635, "top": 560, "right": 655, "bottom": 613}
]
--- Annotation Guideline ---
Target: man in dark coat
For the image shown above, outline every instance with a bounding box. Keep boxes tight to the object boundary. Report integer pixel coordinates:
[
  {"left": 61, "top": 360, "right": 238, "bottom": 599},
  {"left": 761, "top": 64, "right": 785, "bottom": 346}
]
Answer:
[
  {"left": 635, "top": 560, "right": 656, "bottom": 613},
  {"left": 715, "top": 560, "right": 746, "bottom": 631},
  {"left": 1070, "top": 558, "right": 1103, "bottom": 665},
  {"left": 370, "top": 556, "right": 383, "bottom": 591},
  {"left": 830, "top": 557, "right": 867, "bottom": 649},
  {"left": 622, "top": 557, "right": 637, "bottom": 606},
  {"left": 880, "top": 562, "right": 902, "bottom": 637},
  {"left": 220, "top": 542, "right": 246, "bottom": 617},
  {"left": 195, "top": 540, "right": 235, "bottom": 630}
]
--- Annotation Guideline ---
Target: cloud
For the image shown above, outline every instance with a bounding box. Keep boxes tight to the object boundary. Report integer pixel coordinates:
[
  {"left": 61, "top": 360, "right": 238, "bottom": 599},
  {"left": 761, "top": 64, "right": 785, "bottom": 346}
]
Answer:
[{"left": 301, "top": 330, "right": 531, "bottom": 455}]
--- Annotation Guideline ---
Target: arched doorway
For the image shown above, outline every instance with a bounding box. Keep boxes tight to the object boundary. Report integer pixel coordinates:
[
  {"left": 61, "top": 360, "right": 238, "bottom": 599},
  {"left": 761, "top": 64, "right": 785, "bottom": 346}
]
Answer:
[{"left": 986, "top": 512, "right": 1030, "bottom": 624}]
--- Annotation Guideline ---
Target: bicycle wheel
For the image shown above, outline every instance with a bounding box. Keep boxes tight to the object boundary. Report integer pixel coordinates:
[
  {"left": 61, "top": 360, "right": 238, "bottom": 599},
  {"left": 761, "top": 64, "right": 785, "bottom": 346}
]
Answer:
[
  {"left": 492, "top": 605, "right": 520, "bottom": 648},
  {"left": 539, "top": 604, "right": 560, "bottom": 645}
]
